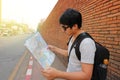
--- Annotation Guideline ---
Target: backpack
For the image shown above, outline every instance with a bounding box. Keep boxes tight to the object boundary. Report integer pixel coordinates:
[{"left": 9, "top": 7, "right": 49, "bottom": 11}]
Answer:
[{"left": 68, "top": 32, "right": 110, "bottom": 80}]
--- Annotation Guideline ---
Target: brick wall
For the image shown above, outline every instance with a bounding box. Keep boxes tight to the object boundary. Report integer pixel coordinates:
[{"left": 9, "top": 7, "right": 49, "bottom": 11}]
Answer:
[{"left": 39, "top": 0, "right": 120, "bottom": 79}]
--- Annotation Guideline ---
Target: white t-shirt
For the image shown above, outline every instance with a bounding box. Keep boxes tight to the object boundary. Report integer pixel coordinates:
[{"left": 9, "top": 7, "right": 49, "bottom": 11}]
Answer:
[{"left": 67, "top": 38, "right": 96, "bottom": 72}]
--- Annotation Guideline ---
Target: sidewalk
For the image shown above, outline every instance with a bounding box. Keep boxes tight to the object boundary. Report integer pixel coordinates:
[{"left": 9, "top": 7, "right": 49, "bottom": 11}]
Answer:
[
  {"left": 52, "top": 55, "right": 66, "bottom": 71},
  {"left": 51, "top": 55, "right": 67, "bottom": 80},
  {"left": 26, "top": 51, "right": 67, "bottom": 80}
]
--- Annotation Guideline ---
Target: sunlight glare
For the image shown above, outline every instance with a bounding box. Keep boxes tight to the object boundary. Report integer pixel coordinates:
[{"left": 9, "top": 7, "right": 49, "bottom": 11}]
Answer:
[{"left": 2, "top": 0, "right": 58, "bottom": 31}]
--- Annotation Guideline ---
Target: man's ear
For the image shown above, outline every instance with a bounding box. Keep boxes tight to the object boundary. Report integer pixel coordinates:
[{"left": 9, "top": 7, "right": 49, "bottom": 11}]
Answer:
[{"left": 72, "top": 24, "right": 78, "bottom": 29}]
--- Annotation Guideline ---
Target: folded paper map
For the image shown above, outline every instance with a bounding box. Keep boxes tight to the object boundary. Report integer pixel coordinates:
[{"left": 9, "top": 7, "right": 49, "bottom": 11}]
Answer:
[{"left": 24, "top": 32, "right": 55, "bottom": 69}]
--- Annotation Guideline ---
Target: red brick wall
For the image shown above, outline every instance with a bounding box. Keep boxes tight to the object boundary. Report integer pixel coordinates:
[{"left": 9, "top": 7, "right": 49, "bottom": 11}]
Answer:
[{"left": 39, "top": 0, "right": 120, "bottom": 79}]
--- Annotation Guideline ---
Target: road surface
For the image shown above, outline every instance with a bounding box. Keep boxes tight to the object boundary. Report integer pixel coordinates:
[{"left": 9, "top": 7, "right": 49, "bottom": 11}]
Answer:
[{"left": 0, "top": 34, "right": 66, "bottom": 80}]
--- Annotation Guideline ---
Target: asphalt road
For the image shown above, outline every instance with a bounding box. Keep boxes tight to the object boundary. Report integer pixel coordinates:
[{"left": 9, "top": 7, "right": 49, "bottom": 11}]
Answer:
[
  {"left": 0, "top": 33, "right": 66, "bottom": 80},
  {"left": 0, "top": 34, "right": 30, "bottom": 80}
]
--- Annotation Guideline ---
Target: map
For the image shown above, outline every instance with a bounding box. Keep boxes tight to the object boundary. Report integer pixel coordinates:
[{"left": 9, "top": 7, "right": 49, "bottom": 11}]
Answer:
[{"left": 24, "top": 32, "right": 55, "bottom": 69}]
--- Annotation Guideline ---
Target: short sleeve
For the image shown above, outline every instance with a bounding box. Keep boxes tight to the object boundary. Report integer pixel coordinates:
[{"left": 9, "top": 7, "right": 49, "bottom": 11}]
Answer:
[{"left": 80, "top": 38, "right": 96, "bottom": 64}]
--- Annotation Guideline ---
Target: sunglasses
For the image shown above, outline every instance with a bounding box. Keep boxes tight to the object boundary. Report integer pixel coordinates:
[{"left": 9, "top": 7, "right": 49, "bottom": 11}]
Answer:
[{"left": 61, "top": 25, "right": 69, "bottom": 31}]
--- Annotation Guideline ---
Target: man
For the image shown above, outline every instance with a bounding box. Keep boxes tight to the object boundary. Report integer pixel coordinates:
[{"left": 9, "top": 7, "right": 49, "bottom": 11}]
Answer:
[{"left": 41, "top": 8, "right": 96, "bottom": 80}]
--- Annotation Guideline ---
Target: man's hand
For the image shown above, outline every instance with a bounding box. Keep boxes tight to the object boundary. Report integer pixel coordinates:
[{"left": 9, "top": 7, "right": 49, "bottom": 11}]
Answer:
[
  {"left": 47, "top": 45, "right": 55, "bottom": 52},
  {"left": 41, "top": 67, "right": 60, "bottom": 80}
]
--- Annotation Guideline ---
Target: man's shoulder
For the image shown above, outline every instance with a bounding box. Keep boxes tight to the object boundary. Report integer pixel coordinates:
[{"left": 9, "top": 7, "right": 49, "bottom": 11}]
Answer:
[{"left": 80, "top": 38, "right": 96, "bottom": 48}]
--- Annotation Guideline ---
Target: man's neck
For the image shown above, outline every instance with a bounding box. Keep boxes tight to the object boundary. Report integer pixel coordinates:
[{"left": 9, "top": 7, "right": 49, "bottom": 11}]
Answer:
[
  {"left": 70, "top": 29, "right": 84, "bottom": 43},
  {"left": 73, "top": 30, "right": 84, "bottom": 39}
]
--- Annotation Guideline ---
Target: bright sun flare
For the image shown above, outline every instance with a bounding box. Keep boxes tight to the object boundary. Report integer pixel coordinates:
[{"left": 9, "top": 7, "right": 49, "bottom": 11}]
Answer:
[{"left": 2, "top": 0, "right": 58, "bottom": 30}]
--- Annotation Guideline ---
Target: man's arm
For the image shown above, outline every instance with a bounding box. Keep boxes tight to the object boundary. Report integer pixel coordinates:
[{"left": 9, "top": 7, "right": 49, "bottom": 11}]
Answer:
[
  {"left": 57, "top": 63, "right": 93, "bottom": 80},
  {"left": 47, "top": 45, "right": 68, "bottom": 57},
  {"left": 41, "top": 63, "right": 93, "bottom": 80}
]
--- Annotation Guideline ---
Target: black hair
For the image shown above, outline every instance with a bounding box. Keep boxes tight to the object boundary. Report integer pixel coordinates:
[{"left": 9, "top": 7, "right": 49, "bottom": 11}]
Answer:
[{"left": 59, "top": 8, "right": 82, "bottom": 29}]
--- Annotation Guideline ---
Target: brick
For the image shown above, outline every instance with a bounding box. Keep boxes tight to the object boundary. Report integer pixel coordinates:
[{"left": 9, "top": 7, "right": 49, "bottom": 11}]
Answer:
[
  {"left": 109, "top": 5, "right": 120, "bottom": 11},
  {"left": 113, "top": 0, "right": 120, "bottom": 5}
]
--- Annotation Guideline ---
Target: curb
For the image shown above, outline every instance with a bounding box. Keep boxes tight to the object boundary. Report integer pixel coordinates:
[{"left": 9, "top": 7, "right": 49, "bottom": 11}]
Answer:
[{"left": 25, "top": 56, "right": 33, "bottom": 80}]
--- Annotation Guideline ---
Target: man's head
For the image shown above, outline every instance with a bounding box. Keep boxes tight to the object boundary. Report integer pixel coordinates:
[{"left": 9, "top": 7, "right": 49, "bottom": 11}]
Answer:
[{"left": 59, "top": 8, "right": 82, "bottom": 30}]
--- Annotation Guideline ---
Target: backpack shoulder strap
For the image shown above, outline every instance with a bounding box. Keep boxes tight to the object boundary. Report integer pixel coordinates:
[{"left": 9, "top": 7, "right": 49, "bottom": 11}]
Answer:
[
  {"left": 67, "top": 36, "right": 72, "bottom": 46},
  {"left": 68, "top": 35, "right": 80, "bottom": 62},
  {"left": 68, "top": 32, "right": 93, "bottom": 61}
]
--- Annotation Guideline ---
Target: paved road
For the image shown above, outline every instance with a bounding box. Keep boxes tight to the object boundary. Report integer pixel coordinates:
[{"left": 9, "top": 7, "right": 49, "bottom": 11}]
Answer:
[
  {"left": 0, "top": 34, "right": 66, "bottom": 80},
  {"left": 0, "top": 34, "right": 30, "bottom": 80}
]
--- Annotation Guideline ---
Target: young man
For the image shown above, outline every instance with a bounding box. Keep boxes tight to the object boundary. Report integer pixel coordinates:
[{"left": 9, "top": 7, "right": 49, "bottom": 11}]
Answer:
[{"left": 41, "top": 8, "right": 96, "bottom": 80}]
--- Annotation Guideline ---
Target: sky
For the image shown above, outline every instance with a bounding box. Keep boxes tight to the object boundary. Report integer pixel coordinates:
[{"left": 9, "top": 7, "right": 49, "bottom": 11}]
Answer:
[{"left": 2, "top": 0, "right": 58, "bottom": 30}]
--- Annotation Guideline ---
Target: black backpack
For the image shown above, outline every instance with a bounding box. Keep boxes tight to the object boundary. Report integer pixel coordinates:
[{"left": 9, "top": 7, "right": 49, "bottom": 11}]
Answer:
[{"left": 68, "top": 32, "right": 110, "bottom": 80}]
